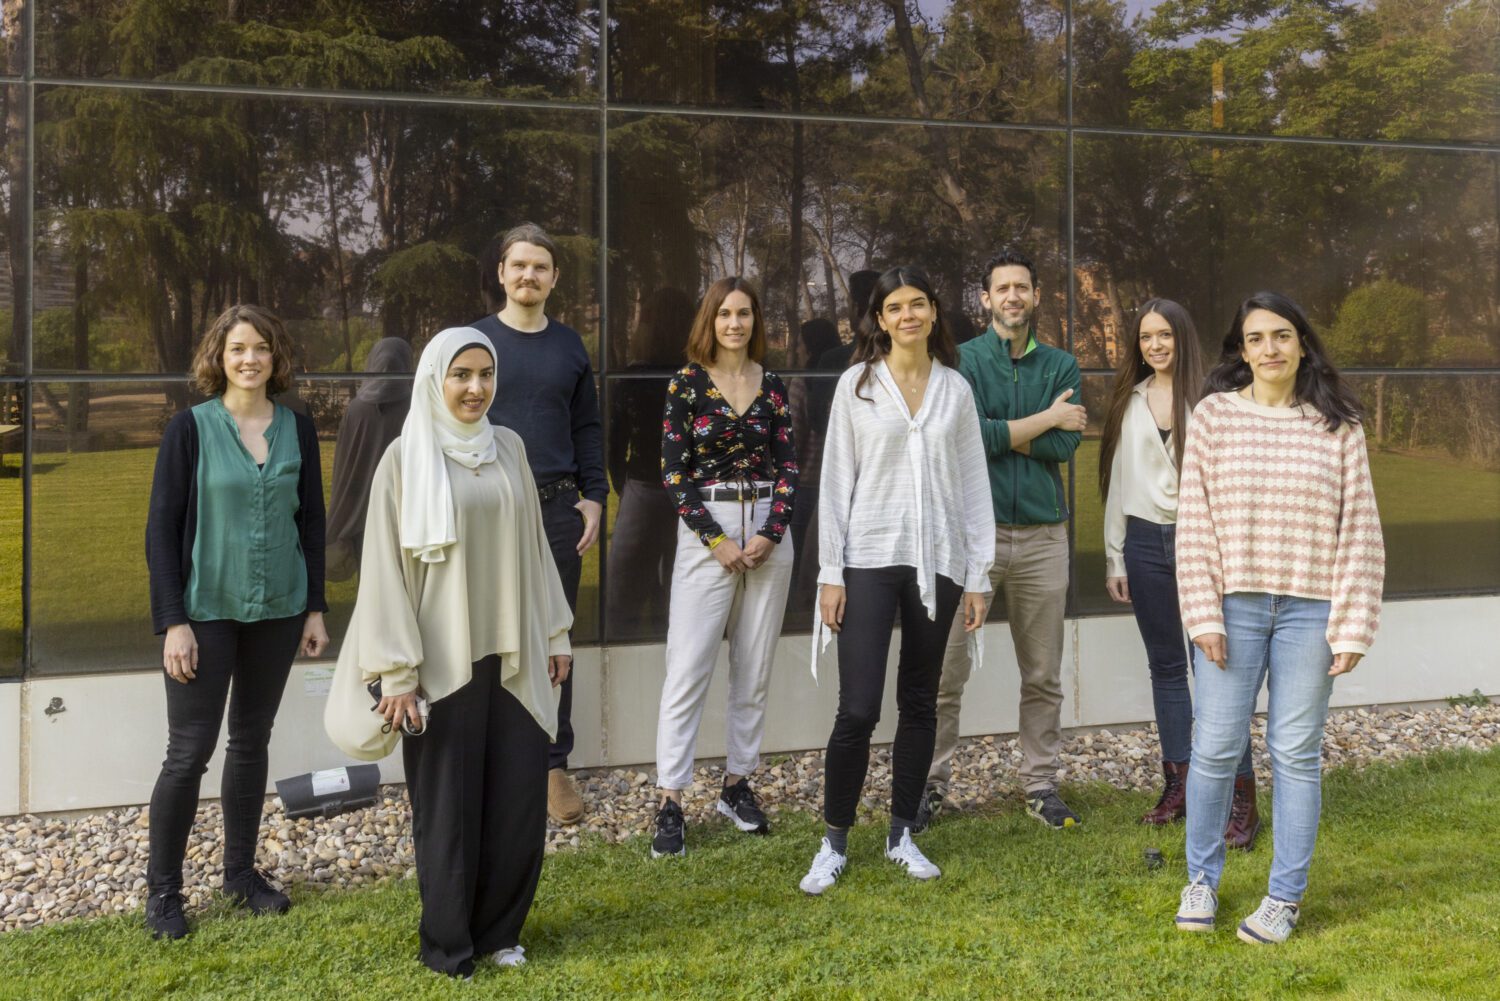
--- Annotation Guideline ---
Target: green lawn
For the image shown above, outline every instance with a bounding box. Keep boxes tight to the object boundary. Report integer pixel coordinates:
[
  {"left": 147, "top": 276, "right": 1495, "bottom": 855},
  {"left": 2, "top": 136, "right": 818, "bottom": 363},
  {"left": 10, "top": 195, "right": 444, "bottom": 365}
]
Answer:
[
  {"left": 4, "top": 439, "right": 1498, "bottom": 672},
  {"left": 1, "top": 750, "right": 1497, "bottom": 1000}
]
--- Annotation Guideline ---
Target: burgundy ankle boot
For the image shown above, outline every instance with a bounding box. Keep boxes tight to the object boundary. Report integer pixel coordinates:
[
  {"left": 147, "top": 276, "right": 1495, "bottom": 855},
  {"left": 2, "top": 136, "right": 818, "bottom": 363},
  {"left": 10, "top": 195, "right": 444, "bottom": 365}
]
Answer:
[
  {"left": 1140, "top": 761, "right": 1188, "bottom": 825},
  {"left": 1224, "top": 772, "right": 1262, "bottom": 850}
]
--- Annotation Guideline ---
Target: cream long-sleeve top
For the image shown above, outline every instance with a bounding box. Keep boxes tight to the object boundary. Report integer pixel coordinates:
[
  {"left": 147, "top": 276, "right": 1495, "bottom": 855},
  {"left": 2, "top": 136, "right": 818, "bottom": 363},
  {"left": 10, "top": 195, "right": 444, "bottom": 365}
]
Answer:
[
  {"left": 1175, "top": 391, "right": 1385, "bottom": 655},
  {"left": 326, "top": 427, "right": 572, "bottom": 756},
  {"left": 813, "top": 359, "right": 994, "bottom": 676},
  {"left": 1104, "top": 378, "right": 1182, "bottom": 579}
]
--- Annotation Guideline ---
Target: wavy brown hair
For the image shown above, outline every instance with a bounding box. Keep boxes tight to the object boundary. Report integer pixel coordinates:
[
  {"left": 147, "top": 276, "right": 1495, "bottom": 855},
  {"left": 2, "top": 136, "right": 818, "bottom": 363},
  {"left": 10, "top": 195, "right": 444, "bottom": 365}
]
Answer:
[
  {"left": 1205, "top": 291, "right": 1363, "bottom": 430},
  {"left": 1099, "top": 298, "right": 1203, "bottom": 500},
  {"left": 851, "top": 266, "right": 957, "bottom": 401},
  {"left": 190, "top": 304, "right": 295, "bottom": 397},
  {"left": 685, "top": 277, "right": 766, "bottom": 366}
]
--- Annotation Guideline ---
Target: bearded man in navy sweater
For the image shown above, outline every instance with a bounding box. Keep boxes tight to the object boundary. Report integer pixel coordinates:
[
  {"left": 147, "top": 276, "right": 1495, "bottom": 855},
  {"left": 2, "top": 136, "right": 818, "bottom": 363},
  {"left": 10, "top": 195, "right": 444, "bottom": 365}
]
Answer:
[{"left": 472, "top": 222, "right": 606, "bottom": 825}]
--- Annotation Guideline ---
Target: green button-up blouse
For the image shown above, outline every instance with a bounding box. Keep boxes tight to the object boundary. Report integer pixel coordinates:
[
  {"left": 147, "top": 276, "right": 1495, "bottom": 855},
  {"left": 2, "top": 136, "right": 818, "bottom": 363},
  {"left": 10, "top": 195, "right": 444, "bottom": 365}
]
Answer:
[{"left": 184, "top": 397, "right": 308, "bottom": 622}]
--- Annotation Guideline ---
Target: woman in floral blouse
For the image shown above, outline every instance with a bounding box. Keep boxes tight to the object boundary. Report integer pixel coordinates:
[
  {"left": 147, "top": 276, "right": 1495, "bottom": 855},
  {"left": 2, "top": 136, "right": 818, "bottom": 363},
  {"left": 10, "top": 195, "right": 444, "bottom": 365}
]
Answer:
[{"left": 651, "top": 276, "right": 798, "bottom": 858}]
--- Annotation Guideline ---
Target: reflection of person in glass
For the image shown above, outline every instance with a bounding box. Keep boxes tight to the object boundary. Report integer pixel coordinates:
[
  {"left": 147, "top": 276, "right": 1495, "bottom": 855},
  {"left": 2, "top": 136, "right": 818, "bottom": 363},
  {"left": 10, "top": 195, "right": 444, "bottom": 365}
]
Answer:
[
  {"left": 801, "top": 268, "right": 990, "bottom": 895},
  {"left": 1099, "top": 300, "right": 1257, "bottom": 836},
  {"left": 917, "top": 249, "right": 1086, "bottom": 835},
  {"left": 333, "top": 329, "right": 573, "bottom": 977},
  {"left": 1173, "top": 293, "right": 1383, "bottom": 945},
  {"left": 651, "top": 277, "right": 798, "bottom": 858},
  {"left": 606, "top": 286, "right": 696, "bottom": 639},
  {"left": 472, "top": 223, "right": 605, "bottom": 826},
  {"left": 144, "top": 304, "right": 330, "bottom": 940},
  {"left": 324, "top": 337, "right": 414, "bottom": 581}
]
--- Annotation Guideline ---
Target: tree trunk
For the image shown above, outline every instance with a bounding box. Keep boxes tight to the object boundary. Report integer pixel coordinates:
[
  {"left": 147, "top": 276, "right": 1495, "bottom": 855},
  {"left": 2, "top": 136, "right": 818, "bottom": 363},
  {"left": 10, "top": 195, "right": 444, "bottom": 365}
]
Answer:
[{"left": 67, "top": 255, "right": 91, "bottom": 433}]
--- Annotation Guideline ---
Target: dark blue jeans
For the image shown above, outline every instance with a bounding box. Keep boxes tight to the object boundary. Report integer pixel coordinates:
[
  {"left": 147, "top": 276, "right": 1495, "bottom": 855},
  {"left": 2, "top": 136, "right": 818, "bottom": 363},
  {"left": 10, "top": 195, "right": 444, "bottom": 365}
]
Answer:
[
  {"left": 1123, "top": 517, "right": 1252, "bottom": 776},
  {"left": 540, "top": 493, "right": 583, "bottom": 771}
]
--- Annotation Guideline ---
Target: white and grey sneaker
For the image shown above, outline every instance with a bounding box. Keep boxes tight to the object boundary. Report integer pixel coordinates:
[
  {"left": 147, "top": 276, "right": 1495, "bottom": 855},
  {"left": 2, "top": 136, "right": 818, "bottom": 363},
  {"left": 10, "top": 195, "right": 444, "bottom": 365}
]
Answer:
[
  {"left": 1237, "top": 896, "right": 1300, "bottom": 944},
  {"left": 491, "top": 945, "right": 526, "bottom": 968},
  {"left": 1175, "top": 874, "right": 1218, "bottom": 932},
  {"left": 798, "top": 838, "right": 847, "bottom": 896},
  {"left": 884, "top": 828, "right": 941, "bottom": 880}
]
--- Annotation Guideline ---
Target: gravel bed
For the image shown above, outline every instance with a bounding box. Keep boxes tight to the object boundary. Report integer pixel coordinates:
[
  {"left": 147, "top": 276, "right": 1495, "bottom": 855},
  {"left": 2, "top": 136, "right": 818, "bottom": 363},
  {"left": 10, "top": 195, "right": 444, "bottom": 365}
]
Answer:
[{"left": 2, "top": 702, "right": 1496, "bottom": 933}]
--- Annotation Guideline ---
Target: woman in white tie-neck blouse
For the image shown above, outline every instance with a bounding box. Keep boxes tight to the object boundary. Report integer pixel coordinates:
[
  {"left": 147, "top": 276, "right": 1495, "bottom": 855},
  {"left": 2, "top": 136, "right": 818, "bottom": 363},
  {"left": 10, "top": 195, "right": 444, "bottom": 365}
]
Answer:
[{"left": 799, "top": 266, "right": 993, "bottom": 897}]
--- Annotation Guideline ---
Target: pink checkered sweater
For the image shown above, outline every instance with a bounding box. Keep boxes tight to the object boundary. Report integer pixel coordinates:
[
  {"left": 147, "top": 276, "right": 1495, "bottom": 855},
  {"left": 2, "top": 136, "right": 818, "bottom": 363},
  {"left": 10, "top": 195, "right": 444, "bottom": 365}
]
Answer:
[{"left": 1176, "top": 391, "right": 1385, "bottom": 655}]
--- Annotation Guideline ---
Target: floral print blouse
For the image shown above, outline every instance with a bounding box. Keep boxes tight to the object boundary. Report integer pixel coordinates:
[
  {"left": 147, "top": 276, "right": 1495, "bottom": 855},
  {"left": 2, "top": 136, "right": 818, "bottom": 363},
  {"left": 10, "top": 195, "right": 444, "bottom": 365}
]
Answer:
[{"left": 660, "top": 363, "right": 798, "bottom": 547}]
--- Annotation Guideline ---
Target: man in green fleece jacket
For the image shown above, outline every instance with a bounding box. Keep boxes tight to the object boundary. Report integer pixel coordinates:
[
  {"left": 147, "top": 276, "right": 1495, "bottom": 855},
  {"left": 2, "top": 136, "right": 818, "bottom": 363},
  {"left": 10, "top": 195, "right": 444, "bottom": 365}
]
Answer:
[{"left": 918, "top": 248, "right": 1088, "bottom": 831}]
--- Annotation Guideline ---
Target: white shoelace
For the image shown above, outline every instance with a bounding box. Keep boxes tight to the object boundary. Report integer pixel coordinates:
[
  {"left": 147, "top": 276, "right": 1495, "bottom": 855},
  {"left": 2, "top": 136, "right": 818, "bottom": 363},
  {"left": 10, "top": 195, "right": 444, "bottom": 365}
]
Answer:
[
  {"left": 1252, "top": 897, "right": 1298, "bottom": 933},
  {"left": 807, "top": 841, "right": 845, "bottom": 878},
  {"left": 887, "top": 833, "right": 934, "bottom": 870},
  {"left": 1181, "top": 876, "right": 1216, "bottom": 912}
]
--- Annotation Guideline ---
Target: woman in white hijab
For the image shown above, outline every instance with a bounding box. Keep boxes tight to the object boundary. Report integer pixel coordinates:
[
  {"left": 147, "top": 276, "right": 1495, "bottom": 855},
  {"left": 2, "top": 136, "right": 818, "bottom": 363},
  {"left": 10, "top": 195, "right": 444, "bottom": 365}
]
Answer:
[{"left": 326, "top": 327, "right": 573, "bottom": 979}]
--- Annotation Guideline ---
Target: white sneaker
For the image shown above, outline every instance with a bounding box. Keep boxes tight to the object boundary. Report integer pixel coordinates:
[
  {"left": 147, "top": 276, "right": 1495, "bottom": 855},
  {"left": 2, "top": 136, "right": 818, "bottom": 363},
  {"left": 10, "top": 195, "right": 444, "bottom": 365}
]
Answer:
[
  {"left": 1238, "top": 896, "right": 1300, "bottom": 944},
  {"left": 884, "top": 828, "right": 941, "bottom": 880},
  {"left": 1175, "top": 874, "right": 1218, "bottom": 932},
  {"left": 491, "top": 945, "right": 527, "bottom": 968},
  {"left": 799, "top": 838, "right": 847, "bottom": 896}
]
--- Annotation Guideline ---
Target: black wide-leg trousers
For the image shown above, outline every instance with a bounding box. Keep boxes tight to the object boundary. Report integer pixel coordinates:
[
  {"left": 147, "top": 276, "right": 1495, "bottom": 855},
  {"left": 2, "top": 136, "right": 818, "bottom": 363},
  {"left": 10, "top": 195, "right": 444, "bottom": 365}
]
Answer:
[{"left": 403, "top": 654, "right": 549, "bottom": 978}]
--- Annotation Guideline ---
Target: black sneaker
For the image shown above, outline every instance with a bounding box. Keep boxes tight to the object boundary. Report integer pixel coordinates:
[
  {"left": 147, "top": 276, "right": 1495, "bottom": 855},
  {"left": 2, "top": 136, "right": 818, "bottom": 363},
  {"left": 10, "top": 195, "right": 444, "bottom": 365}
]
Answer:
[
  {"left": 1026, "top": 789, "right": 1081, "bottom": 829},
  {"left": 911, "top": 785, "right": 944, "bottom": 836},
  {"left": 223, "top": 868, "right": 291, "bottom": 915},
  {"left": 145, "top": 890, "right": 189, "bottom": 940},
  {"left": 651, "top": 799, "right": 686, "bottom": 858},
  {"left": 716, "top": 779, "right": 770, "bottom": 835}
]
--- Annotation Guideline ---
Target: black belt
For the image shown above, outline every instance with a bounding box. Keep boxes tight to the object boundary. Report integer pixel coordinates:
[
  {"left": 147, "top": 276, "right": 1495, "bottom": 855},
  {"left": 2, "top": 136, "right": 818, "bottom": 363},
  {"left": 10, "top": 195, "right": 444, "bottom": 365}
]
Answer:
[
  {"left": 701, "top": 483, "right": 773, "bottom": 501},
  {"left": 537, "top": 475, "right": 578, "bottom": 503}
]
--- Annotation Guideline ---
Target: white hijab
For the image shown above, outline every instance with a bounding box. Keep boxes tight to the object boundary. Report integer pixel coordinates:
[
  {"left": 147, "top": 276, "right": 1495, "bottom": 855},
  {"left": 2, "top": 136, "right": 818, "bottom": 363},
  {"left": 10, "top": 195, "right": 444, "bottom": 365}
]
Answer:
[{"left": 398, "top": 327, "right": 499, "bottom": 563}]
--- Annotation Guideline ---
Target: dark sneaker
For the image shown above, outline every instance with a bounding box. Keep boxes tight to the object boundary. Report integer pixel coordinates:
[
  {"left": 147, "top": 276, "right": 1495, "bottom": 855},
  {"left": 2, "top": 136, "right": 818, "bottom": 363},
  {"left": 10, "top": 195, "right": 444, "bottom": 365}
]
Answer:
[
  {"left": 1026, "top": 789, "right": 1081, "bottom": 829},
  {"left": 145, "top": 890, "right": 189, "bottom": 940},
  {"left": 911, "top": 785, "right": 944, "bottom": 836},
  {"left": 223, "top": 868, "right": 291, "bottom": 916},
  {"left": 651, "top": 799, "right": 686, "bottom": 858},
  {"left": 717, "top": 779, "right": 770, "bottom": 835}
]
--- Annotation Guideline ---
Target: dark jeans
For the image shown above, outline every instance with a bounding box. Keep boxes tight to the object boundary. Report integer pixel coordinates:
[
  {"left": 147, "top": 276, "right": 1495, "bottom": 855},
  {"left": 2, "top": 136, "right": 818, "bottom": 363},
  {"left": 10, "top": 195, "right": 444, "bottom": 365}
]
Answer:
[
  {"left": 823, "top": 566, "right": 962, "bottom": 829},
  {"left": 1123, "top": 517, "right": 1252, "bottom": 777},
  {"left": 540, "top": 492, "right": 583, "bottom": 770},
  {"left": 147, "top": 614, "right": 304, "bottom": 894},
  {"left": 405, "top": 655, "right": 548, "bottom": 978}
]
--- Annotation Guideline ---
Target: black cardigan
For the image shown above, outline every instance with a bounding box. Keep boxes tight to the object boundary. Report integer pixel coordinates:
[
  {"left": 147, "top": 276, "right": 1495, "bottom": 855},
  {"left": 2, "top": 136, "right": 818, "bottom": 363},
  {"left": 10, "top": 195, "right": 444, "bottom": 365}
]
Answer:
[{"left": 146, "top": 406, "right": 328, "bottom": 635}]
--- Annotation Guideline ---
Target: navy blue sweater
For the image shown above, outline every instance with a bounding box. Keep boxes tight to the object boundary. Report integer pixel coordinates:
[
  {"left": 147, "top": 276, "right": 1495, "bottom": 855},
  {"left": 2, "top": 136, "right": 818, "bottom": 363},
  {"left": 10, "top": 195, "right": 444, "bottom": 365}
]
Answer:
[
  {"left": 471, "top": 314, "right": 608, "bottom": 505},
  {"left": 146, "top": 407, "right": 328, "bottom": 634}
]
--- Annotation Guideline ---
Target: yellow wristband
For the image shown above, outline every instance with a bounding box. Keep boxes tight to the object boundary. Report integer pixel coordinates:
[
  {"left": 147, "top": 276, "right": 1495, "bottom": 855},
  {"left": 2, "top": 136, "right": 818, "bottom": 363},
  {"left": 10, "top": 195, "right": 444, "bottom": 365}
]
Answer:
[{"left": 708, "top": 534, "right": 727, "bottom": 550}]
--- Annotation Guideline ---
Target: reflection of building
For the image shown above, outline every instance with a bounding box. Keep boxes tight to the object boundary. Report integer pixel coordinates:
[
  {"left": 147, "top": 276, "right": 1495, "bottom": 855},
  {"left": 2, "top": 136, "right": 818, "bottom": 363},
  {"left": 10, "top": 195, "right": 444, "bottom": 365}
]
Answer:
[{"left": 1, "top": 2, "right": 1496, "bottom": 814}]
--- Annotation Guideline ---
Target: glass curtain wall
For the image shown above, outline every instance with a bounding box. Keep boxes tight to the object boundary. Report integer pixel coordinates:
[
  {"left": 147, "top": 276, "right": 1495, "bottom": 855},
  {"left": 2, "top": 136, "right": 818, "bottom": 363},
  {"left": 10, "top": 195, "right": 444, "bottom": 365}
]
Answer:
[{"left": 3, "top": 1, "right": 1496, "bottom": 676}]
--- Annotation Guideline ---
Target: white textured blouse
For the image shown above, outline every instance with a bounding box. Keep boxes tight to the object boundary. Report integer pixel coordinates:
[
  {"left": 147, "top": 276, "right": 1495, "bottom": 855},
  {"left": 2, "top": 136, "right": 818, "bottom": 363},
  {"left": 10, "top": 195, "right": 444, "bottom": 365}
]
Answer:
[
  {"left": 813, "top": 359, "right": 994, "bottom": 675},
  {"left": 1103, "top": 378, "right": 1183, "bottom": 578}
]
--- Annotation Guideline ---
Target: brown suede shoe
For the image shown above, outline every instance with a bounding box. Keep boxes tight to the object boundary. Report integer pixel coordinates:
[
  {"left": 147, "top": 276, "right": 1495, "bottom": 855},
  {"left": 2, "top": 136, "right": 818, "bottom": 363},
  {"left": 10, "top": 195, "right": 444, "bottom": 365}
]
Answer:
[
  {"left": 548, "top": 768, "right": 585, "bottom": 825},
  {"left": 1140, "top": 761, "right": 1189, "bottom": 825},
  {"left": 1224, "top": 772, "right": 1261, "bottom": 850}
]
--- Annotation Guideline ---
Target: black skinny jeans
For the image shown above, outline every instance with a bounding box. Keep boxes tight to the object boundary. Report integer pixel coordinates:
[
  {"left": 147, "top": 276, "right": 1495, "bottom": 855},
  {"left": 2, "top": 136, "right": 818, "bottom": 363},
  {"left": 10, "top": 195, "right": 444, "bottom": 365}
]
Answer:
[
  {"left": 147, "top": 615, "right": 303, "bottom": 894},
  {"left": 824, "top": 567, "right": 962, "bottom": 829}
]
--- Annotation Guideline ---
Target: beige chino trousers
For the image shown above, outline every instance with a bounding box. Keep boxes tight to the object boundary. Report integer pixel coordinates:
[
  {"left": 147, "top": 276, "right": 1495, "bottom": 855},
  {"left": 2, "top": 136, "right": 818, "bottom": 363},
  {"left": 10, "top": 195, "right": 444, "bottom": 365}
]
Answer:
[{"left": 929, "top": 521, "right": 1070, "bottom": 795}]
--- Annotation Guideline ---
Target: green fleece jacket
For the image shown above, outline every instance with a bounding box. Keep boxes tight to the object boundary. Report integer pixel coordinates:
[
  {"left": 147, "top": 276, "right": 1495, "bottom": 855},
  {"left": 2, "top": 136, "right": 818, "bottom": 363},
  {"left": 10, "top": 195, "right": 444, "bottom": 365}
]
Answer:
[{"left": 957, "top": 327, "right": 1082, "bottom": 525}]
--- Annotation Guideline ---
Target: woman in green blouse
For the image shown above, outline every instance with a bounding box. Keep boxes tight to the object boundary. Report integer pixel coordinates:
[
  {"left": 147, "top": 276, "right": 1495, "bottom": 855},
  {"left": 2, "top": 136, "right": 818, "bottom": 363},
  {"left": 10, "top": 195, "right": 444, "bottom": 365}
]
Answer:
[{"left": 144, "top": 304, "right": 329, "bottom": 940}]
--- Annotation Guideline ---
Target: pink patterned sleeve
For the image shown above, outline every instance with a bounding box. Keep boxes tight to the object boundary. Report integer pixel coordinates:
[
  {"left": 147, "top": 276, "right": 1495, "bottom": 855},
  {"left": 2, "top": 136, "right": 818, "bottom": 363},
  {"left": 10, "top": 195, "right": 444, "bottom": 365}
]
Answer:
[
  {"left": 1174, "top": 401, "right": 1226, "bottom": 640},
  {"left": 1327, "top": 424, "right": 1385, "bottom": 654}
]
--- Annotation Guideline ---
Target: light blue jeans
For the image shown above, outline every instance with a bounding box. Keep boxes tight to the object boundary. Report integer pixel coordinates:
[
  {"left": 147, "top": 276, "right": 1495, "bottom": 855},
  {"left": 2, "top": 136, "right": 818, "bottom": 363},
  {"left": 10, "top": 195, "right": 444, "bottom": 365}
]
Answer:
[{"left": 1185, "top": 593, "right": 1335, "bottom": 902}]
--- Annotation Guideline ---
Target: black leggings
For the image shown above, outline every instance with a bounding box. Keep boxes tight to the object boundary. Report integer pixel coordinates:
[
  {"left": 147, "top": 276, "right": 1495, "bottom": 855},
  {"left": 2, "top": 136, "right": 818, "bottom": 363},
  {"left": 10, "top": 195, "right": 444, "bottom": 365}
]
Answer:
[
  {"left": 148, "top": 615, "right": 304, "bottom": 893},
  {"left": 823, "top": 567, "right": 962, "bottom": 829}
]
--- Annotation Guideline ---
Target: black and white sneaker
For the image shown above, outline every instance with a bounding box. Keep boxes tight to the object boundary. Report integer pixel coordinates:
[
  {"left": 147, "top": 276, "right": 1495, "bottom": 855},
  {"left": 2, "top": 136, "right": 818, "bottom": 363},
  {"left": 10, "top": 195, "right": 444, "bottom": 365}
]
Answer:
[
  {"left": 1026, "top": 788, "right": 1081, "bottom": 829},
  {"left": 911, "top": 785, "right": 944, "bottom": 835},
  {"left": 717, "top": 779, "right": 770, "bottom": 835},
  {"left": 651, "top": 799, "right": 686, "bottom": 858}
]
